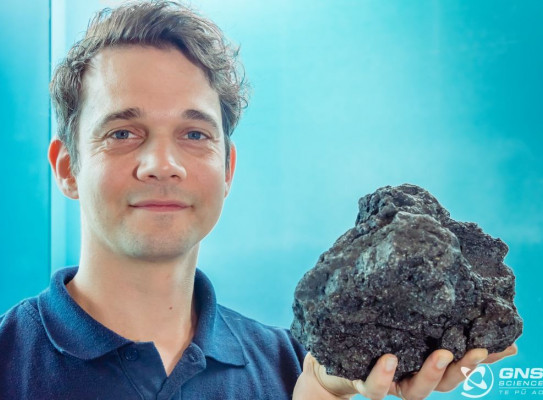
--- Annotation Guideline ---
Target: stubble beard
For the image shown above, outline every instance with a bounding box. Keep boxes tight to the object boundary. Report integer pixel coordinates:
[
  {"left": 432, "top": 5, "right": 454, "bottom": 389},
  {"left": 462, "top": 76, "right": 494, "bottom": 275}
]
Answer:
[{"left": 115, "top": 214, "right": 200, "bottom": 263}]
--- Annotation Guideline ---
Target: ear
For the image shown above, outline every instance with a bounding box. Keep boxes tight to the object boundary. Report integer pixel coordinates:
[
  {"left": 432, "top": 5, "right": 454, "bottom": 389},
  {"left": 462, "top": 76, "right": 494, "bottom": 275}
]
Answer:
[
  {"left": 48, "top": 139, "right": 79, "bottom": 199},
  {"left": 224, "top": 142, "right": 236, "bottom": 198}
]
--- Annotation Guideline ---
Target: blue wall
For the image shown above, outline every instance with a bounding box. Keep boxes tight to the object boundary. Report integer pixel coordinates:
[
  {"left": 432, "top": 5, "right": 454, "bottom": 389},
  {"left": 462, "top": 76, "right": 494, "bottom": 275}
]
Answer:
[
  {"left": 0, "top": 1, "right": 51, "bottom": 312},
  {"left": 2, "top": 1, "right": 542, "bottom": 399}
]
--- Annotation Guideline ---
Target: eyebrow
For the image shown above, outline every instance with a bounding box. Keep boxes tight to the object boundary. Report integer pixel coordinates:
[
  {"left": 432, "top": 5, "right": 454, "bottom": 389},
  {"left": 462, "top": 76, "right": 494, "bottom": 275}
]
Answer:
[
  {"left": 96, "top": 107, "right": 143, "bottom": 132},
  {"left": 95, "top": 107, "right": 220, "bottom": 132},
  {"left": 182, "top": 109, "right": 220, "bottom": 131}
]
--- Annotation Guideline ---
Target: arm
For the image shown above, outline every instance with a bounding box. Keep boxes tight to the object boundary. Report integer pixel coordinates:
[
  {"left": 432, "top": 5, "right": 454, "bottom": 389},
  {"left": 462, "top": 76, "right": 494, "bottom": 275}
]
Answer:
[{"left": 293, "top": 345, "right": 517, "bottom": 400}]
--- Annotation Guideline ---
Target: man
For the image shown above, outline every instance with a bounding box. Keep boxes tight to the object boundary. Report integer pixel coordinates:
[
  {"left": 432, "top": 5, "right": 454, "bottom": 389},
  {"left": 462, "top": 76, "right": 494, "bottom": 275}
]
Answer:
[{"left": 0, "top": 1, "right": 515, "bottom": 399}]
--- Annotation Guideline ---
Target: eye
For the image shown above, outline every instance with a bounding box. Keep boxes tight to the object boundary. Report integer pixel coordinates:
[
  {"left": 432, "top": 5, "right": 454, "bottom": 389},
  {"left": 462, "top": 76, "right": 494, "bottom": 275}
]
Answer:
[
  {"left": 111, "top": 129, "right": 134, "bottom": 140},
  {"left": 186, "top": 131, "right": 206, "bottom": 140}
]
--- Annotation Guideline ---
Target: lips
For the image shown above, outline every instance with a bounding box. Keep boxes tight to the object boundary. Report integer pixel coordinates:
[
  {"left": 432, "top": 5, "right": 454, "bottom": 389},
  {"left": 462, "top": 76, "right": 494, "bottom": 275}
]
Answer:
[{"left": 130, "top": 200, "right": 190, "bottom": 212}]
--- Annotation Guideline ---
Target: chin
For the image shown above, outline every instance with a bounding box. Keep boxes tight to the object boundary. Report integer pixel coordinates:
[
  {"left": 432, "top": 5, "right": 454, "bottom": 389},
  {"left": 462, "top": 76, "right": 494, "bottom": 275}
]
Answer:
[{"left": 120, "top": 235, "right": 198, "bottom": 262}]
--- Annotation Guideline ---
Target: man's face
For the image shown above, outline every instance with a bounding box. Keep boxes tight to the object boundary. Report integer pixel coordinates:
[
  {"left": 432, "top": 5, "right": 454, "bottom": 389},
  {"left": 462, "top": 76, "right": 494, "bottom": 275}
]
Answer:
[{"left": 69, "top": 45, "right": 234, "bottom": 262}]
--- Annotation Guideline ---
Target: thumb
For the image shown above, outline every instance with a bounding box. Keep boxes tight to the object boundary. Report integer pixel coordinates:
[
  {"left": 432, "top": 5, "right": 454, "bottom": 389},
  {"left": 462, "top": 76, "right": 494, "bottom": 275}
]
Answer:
[{"left": 305, "top": 353, "right": 361, "bottom": 398}]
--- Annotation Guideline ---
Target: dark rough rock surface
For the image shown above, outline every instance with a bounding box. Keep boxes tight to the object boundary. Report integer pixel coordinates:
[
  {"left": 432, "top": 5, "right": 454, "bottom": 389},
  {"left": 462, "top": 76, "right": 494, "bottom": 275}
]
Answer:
[{"left": 291, "top": 184, "right": 523, "bottom": 381}]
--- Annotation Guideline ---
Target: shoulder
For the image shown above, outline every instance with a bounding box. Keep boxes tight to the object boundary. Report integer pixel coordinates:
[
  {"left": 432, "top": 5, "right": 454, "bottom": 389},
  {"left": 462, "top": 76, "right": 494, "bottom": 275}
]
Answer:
[
  {"left": 0, "top": 296, "right": 45, "bottom": 359},
  {"left": 0, "top": 296, "right": 48, "bottom": 390},
  {"left": 218, "top": 304, "right": 297, "bottom": 342},
  {"left": 215, "top": 304, "right": 307, "bottom": 395},
  {"left": 0, "top": 297, "right": 41, "bottom": 334},
  {"left": 217, "top": 304, "right": 307, "bottom": 366}
]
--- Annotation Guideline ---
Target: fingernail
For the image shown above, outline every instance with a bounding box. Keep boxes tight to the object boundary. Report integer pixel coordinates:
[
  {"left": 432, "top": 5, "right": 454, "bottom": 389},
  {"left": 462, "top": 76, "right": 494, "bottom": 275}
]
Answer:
[
  {"left": 355, "top": 380, "right": 365, "bottom": 393},
  {"left": 436, "top": 355, "right": 452, "bottom": 369},
  {"left": 385, "top": 355, "right": 398, "bottom": 372},
  {"left": 473, "top": 350, "right": 488, "bottom": 365},
  {"left": 507, "top": 345, "right": 518, "bottom": 355},
  {"left": 473, "top": 356, "right": 487, "bottom": 364}
]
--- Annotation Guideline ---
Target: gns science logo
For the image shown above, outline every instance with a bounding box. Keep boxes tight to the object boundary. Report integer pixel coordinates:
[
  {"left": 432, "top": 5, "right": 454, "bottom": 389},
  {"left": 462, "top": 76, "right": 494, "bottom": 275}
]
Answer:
[{"left": 460, "top": 364, "right": 494, "bottom": 398}]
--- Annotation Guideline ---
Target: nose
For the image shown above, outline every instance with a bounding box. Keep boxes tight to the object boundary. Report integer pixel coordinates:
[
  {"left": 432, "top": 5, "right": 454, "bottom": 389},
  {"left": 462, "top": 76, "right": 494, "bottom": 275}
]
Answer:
[{"left": 135, "top": 137, "right": 187, "bottom": 182}]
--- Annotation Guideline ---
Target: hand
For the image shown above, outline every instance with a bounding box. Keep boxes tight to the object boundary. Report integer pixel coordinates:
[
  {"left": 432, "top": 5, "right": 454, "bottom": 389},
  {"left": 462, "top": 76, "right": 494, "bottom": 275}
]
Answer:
[
  {"left": 294, "top": 344, "right": 517, "bottom": 400},
  {"left": 390, "top": 344, "right": 517, "bottom": 399}
]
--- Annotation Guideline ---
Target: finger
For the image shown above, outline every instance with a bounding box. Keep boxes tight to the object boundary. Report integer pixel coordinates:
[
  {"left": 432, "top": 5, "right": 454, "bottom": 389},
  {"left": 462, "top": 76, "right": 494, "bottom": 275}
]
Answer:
[
  {"left": 399, "top": 349, "right": 454, "bottom": 399},
  {"left": 435, "top": 348, "right": 488, "bottom": 392},
  {"left": 306, "top": 353, "right": 359, "bottom": 397},
  {"left": 355, "top": 354, "right": 398, "bottom": 400},
  {"left": 481, "top": 344, "right": 518, "bottom": 364}
]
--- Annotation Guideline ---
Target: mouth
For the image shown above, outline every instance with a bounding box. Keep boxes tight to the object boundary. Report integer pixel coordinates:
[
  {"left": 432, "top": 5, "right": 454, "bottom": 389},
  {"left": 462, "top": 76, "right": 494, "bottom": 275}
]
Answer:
[{"left": 130, "top": 200, "right": 190, "bottom": 212}]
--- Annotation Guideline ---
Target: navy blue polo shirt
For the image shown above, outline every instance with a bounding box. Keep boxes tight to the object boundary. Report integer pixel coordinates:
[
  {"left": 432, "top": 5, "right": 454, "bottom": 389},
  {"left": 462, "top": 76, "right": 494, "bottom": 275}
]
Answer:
[{"left": 0, "top": 267, "right": 306, "bottom": 399}]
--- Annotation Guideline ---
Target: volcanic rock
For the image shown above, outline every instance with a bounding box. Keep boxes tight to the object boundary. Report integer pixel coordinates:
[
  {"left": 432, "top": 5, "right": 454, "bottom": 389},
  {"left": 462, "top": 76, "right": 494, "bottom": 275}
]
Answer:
[{"left": 291, "top": 184, "right": 523, "bottom": 381}]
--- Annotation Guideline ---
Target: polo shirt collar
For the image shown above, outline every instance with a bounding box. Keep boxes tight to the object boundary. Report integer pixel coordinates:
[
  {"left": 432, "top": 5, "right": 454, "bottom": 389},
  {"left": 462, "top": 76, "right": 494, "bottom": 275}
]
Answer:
[
  {"left": 38, "top": 267, "right": 247, "bottom": 367},
  {"left": 38, "top": 267, "right": 129, "bottom": 360},
  {"left": 192, "top": 269, "right": 248, "bottom": 367}
]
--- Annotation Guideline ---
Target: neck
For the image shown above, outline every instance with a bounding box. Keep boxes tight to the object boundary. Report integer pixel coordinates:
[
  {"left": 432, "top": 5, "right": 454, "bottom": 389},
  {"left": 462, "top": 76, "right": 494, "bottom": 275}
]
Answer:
[{"left": 68, "top": 239, "right": 200, "bottom": 375}]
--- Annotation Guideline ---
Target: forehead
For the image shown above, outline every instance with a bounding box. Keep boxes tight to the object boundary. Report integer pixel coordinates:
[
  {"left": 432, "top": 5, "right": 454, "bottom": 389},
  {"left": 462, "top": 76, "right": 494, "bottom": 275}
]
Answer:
[{"left": 79, "top": 45, "right": 221, "bottom": 128}]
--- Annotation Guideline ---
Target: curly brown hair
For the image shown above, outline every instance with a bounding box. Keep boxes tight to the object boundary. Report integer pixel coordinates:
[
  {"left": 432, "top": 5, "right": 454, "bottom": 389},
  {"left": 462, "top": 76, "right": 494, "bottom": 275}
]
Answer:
[{"left": 50, "top": 0, "right": 248, "bottom": 174}]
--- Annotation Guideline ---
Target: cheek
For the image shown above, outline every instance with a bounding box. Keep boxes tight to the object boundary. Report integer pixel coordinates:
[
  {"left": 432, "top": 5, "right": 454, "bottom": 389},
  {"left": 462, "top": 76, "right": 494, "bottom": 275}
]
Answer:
[
  {"left": 196, "top": 158, "right": 227, "bottom": 192},
  {"left": 77, "top": 159, "right": 127, "bottom": 211}
]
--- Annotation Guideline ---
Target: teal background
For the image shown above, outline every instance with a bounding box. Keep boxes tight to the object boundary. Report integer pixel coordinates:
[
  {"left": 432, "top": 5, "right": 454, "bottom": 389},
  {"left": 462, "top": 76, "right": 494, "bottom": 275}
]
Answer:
[{"left": 1, "top": 1, "right": 541, "bottom": 399}]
